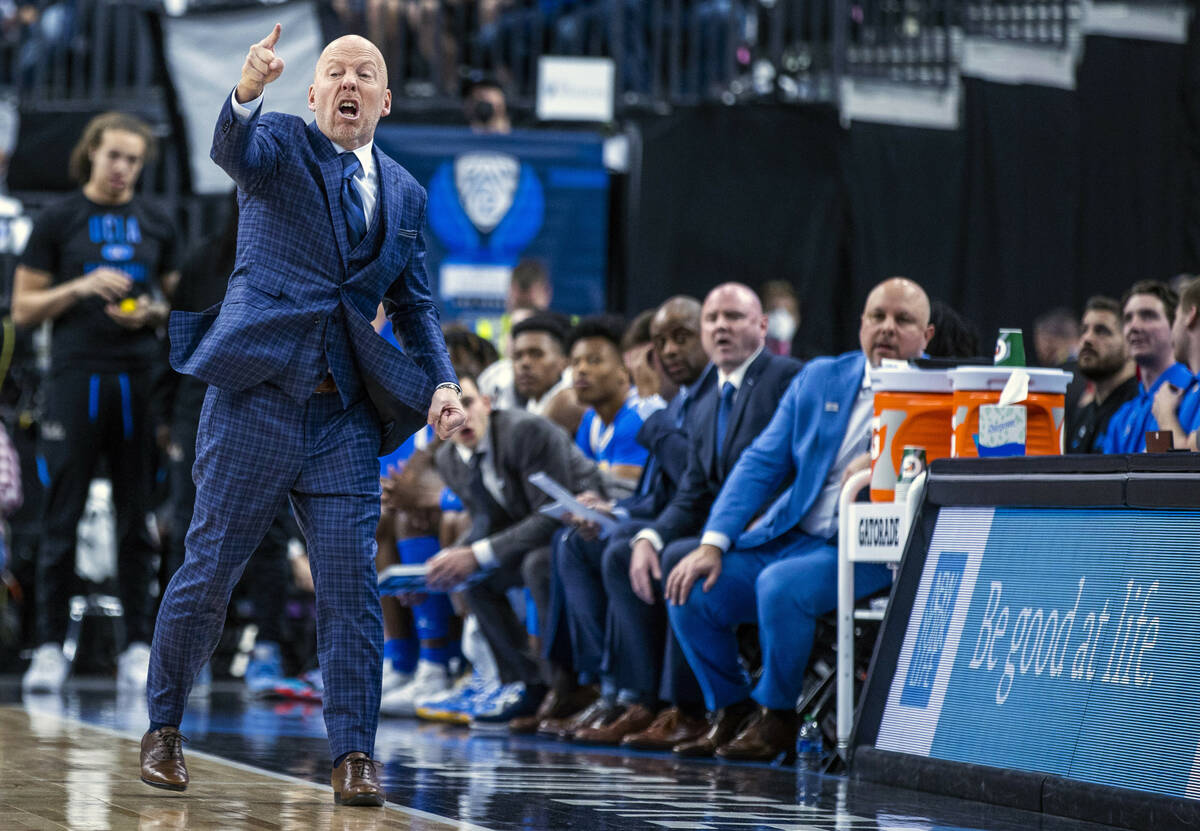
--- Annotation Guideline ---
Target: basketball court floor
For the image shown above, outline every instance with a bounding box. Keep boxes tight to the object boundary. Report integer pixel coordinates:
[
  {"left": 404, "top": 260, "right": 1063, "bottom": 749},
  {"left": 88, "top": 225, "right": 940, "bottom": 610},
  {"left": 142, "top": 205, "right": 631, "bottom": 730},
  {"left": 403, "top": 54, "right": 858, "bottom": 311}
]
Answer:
[{"left": 0, "top": 680, "right": 1132, "bottom": 830}]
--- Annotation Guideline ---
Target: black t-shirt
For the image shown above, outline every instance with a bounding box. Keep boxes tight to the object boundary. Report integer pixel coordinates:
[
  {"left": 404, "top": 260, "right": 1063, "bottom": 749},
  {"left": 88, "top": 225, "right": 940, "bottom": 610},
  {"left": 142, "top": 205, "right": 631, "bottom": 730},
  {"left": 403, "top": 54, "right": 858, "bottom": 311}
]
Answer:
[
  {"left": 19, "top": 191, "right": 177, "bottom": 372},
  {"left": 1066, "top": 375, "right": 1140, "bottom": 454}
]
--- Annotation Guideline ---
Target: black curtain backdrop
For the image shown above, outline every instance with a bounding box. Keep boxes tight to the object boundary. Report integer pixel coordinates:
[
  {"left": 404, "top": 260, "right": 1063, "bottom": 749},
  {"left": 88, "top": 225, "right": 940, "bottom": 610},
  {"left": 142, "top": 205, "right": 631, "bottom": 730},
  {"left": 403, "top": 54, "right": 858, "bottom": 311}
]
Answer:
[
  {"left": 843, "top": 121, "right": 966, "bottom": 326},
  {"left": 960, "top": 77, "right": 1081, "bottom": 343},
  {"left": 1078, "top": 35, "right": 1189, "bottom": 295},
  {"left": 624, "top": 34, "right": 1196, "bottom": 355},
  {"left": 626, "top": 105, "right": 848, "bottom": 353}
]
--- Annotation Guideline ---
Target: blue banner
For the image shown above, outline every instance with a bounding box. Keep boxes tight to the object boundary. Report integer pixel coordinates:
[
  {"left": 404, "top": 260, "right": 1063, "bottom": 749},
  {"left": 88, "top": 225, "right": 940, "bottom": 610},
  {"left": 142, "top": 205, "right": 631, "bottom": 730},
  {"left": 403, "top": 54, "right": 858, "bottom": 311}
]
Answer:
[
  {"left": 877, "top": 507, "right": 1200, "bottom": 800},
  {"left": 373, "top": 125, "right": 610, "bottom": 321}
]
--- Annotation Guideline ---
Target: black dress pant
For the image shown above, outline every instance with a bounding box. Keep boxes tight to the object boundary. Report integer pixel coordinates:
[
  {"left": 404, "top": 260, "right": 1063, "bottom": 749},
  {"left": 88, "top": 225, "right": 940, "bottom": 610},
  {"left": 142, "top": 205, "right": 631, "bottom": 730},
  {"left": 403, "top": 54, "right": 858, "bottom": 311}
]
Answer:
[{"left": 37, "top": 367, "right": 157, "bottom": 645}]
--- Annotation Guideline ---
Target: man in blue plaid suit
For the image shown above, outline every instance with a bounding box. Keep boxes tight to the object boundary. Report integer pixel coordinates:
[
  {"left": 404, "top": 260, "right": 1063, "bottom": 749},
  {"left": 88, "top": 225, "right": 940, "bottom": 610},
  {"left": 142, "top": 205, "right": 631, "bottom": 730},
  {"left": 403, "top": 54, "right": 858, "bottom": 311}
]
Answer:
[{"left": 139, "top": 25, "right": 465, "bottom": 806}]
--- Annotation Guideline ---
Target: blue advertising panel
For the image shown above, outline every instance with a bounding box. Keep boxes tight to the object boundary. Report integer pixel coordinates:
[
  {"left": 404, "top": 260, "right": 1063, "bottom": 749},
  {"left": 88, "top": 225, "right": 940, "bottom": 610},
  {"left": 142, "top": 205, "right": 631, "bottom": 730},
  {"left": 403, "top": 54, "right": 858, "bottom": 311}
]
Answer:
[
  {"left": 373, "top": 125, "right": 609, "bottom": 320},
  {"left": 876, "top": 506, "right": 1200, "bottom": 800}
]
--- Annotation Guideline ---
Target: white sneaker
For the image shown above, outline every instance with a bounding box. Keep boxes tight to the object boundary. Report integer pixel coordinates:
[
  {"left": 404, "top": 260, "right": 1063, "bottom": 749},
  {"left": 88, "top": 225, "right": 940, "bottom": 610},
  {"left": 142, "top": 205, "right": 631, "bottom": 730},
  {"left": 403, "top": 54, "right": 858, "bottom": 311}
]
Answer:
[
  {"left": 382, "top": 661, "right": 412, "bottom": 695},
  {"left": 22, "top": 643, "right": 69, "bottom": 694},
  {"left": 380, "top": 659, "right": 450, "bottom": 717},
  {"left": 117, "top": 642, "right": 152, "bottom": 690}
]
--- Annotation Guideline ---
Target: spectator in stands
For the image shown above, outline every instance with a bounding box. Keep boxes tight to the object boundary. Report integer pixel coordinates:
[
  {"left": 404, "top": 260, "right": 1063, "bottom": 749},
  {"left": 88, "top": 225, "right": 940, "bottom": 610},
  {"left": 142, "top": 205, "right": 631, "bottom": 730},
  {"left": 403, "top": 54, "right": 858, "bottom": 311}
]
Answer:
[
  {"left": 665, "top": 277, "right": 933, "bottom": 762},
  {"left": 760, "top": 280, "right": 801, "bottom": 358},
  {"left": 1034, "top": 306, "right": 1085, "bottom": 420},
  {"left": 463, "top": 73, "right": 511, "bottom": 134},
  {"left": 1067, "top": 296, "right": 1137, "bottom": 454},
  {"left": 1102, "top": 281, "right": 1192, "bottom": 453},
  {"left": 591, "top": 283, "right": 800, "bottom": 751},
  {"left": 1152, "top": 278, "right": 1200, "bottom": 450},
  {"left": 425, "top": 374, "right": 600, "bottom": 727},
  {"left": 537, "top": 296, "right": 710, "bottom": 742},
  {"left": 12, "top": 111, "right": 176, "bottom": 695},
  {"left": 568, "top": 315, "right": 648, "bottom": 499}
]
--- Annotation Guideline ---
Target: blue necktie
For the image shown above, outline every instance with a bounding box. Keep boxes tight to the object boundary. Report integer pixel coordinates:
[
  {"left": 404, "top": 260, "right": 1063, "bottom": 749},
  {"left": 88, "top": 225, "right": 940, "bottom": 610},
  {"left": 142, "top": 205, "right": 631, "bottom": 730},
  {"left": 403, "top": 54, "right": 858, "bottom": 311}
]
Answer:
[
  {"left": 715, "top": 381, "right": 735, "bottom": 453},
  {"left": 340, "top": 153, "right": 368, "bottom": 248}
]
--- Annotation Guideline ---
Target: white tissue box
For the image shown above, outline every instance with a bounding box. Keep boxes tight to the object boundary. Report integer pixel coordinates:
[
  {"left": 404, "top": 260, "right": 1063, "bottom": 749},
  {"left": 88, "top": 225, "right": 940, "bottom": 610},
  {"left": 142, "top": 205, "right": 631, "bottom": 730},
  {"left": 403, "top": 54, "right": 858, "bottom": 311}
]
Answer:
[{"left": 978, "top": 403, "right": 1026, "bottom": 455}]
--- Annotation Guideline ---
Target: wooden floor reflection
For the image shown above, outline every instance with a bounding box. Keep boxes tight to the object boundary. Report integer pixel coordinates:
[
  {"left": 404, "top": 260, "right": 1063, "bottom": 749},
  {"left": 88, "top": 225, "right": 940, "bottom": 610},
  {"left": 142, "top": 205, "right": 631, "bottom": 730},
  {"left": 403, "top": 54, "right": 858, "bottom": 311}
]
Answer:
[{"left": 0, "top": 706, "right": 467, "bottom": 831}]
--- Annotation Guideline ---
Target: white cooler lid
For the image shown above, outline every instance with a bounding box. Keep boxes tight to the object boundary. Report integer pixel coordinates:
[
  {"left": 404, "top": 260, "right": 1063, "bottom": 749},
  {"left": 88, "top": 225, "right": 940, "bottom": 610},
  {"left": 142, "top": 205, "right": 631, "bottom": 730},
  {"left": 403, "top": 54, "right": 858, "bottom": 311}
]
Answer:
[
  {"left": 869, "top": 364, "right": 954, "bottom": 393},
  {"left": 948, "top": 365, "right": 1073, "bottom": 394}
]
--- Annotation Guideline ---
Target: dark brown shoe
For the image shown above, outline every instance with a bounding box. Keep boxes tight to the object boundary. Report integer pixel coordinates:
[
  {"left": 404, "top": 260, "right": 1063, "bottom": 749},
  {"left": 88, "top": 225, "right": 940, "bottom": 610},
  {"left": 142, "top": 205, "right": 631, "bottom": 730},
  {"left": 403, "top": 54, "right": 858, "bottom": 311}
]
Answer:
[
  {"left": 572, "top": 703, "right": 657, "bottom": 745},
  {"left": 621, "top": 706, "right": 708, "bottom": 750},
  {"left": 673, "top": 699, "right": 757, "bottom": 758},
  {"left": 331, "top": 752, "right": 386, "bottom": 807},
  {"left": 510, "top": 684, "right": 599, "bottom": 734},
  {"left": 538, "top": 698, "right": 622, "bottom": 740},
  {"left": 140, "top": 727, "right": 188, "bottom": 791},
  {"left": 716, "top": 708, "right": 799, "bottom": 763}
]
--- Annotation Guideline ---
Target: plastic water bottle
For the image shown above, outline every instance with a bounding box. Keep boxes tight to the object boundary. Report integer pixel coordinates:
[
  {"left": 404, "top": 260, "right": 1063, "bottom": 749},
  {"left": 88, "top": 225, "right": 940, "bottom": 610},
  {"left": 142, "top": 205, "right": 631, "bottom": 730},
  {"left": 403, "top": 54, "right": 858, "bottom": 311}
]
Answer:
[{"left": 795, "top": 717, "right": 823, "bottom": 771}]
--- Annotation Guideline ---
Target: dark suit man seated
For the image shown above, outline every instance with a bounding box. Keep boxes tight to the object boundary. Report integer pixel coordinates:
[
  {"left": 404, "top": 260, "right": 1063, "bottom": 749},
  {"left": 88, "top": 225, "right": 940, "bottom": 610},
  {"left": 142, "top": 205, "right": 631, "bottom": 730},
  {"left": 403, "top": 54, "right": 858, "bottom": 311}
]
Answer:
[
  {"left": 558, "top": 283, "right": 802, "bottom": 749},
  {"left": 425, "top": 375, "right": 600, "bottom": 727},
  {"left": 533, "top": 296, "right": 711, "bottom": 739},
  {"left": 665, "top": 277, "right": 935, "bottom": 762}
]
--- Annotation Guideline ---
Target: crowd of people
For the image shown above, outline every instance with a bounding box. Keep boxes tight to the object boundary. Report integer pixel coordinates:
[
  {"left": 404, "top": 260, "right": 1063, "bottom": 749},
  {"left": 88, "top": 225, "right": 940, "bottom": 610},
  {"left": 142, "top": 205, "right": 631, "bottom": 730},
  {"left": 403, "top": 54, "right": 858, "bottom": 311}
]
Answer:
[{"left": 6, "top": 96, "right": 1200, "bottom": 774}]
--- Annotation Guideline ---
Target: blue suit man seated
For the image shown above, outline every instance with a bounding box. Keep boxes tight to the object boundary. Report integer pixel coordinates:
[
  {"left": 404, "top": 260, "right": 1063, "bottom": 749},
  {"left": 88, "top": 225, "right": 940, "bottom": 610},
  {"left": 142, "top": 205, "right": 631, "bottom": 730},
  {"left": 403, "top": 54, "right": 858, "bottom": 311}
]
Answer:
[
  {"left": 604, "top": 283, "right": 802, "bottom": 751},
  {"left": 665, "top": 277, "right": 935, "bottom": 762},
  {"left": 140, "top": 27, "right": 464, "bottom": 806},
  {"left": 540, "top": 296, "right": 711, "bottom": 739}
]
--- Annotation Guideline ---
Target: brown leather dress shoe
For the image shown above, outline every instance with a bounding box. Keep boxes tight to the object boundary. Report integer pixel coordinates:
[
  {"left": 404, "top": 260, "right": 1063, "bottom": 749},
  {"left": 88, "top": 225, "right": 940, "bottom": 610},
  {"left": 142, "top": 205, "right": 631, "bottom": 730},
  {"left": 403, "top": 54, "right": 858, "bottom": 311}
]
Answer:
[
  {"left": 140, "top": 727, "right": 188, "bottom": 791},
  {"left": 331, "top": 752, "right": 386, "bottom": 807},
  {"left": 510, "top": 684, "right": 599, "bottom": 734},
  {"left": 673, "top": 699, "right": 757, "bottom": 758},
  {"left": 572, "top": 703, "right": 657, "bottom": 745},
  {"left": 538, "top": 698, "right": 622, "bottom": 740},
  {"left": 621, "top": 706, "right": 708, "bottom": 751},
  {"left": 716, "top": 708, "right": 799, "bottom": 763}
]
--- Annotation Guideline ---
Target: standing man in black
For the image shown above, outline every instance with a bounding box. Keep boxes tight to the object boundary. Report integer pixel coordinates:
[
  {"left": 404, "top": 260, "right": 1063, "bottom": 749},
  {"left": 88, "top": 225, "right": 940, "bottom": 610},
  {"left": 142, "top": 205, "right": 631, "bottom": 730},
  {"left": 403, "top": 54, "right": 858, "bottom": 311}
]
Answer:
[{"left": 13, "top": 112, "right": 177, "bottom": 695}]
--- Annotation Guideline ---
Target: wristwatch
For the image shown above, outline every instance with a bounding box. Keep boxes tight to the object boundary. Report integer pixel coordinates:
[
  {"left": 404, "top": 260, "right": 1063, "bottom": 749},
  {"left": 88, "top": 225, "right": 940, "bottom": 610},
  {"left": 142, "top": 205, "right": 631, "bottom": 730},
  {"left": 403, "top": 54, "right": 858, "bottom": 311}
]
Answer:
[{"left": 436, "top": 382, "right": 463, "bottom": 397}]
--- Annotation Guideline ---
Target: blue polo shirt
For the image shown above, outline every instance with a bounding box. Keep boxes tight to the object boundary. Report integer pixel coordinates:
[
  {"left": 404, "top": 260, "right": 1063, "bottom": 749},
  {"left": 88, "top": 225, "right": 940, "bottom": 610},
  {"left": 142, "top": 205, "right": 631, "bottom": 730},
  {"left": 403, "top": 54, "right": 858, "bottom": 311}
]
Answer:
[
  {"left": 1177, "top": 376, "right": 1200, "bottom": 437},
  {"left": 575, "top": 393, "right": 649, "bottom": 473},
  {"left": 1101, "top": 362, "right": 1196, "bottom": 453}
]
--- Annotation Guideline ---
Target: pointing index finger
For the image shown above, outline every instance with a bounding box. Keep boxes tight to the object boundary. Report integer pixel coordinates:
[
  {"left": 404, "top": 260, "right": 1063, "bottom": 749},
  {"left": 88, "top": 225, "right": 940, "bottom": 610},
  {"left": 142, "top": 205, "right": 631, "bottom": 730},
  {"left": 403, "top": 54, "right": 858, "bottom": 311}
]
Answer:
[{"left": 261, "top": 23, "right": 281, "bottom": 50}]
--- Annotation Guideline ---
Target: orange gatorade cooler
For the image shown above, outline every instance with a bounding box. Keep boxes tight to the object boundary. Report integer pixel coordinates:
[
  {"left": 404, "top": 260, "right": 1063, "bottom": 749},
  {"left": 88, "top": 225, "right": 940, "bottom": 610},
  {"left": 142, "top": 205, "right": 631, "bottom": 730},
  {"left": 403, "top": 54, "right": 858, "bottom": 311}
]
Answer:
[
  {"left": 949, "top": 366, "right": 1073, "bottom": 457},
  {"left": 869, "top": 365, "right": 954, "bottom": 502}
]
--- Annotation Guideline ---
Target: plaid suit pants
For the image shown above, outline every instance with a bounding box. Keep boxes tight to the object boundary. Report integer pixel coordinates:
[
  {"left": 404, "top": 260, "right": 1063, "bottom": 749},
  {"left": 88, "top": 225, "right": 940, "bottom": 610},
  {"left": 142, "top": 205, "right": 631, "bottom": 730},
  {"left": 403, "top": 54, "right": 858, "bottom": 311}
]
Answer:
[{"left": 148, "top": 382, "right": 384, "bottom": 759}]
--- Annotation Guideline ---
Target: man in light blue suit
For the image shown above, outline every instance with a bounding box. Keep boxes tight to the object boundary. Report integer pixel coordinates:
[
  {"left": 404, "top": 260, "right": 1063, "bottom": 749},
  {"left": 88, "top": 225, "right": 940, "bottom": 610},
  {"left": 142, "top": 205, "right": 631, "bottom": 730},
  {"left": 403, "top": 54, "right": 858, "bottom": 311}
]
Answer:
[
  {"left": 665, "top": 277, "right": 934, "bottom": 762},
  {"left": 139, "top": 26, "right": 464, "bottom": 806}
]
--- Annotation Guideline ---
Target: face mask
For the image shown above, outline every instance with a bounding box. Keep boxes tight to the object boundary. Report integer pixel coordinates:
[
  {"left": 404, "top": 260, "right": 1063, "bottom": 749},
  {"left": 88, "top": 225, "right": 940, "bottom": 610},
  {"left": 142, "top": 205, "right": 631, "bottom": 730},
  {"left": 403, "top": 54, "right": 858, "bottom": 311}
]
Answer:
[{"left": 767, "top": 308, "right": 797, "bottom": 343}]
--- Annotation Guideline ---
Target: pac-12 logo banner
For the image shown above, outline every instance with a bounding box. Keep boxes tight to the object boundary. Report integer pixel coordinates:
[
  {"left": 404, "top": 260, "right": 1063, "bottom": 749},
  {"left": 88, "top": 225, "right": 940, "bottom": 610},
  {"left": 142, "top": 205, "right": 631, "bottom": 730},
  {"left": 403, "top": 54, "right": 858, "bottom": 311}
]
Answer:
[
  {"left": 428, "top": 152, "right": 544, "bottom": 261},
  {"left": 373, "top": 126, "right": 609, "bottom": 319}
]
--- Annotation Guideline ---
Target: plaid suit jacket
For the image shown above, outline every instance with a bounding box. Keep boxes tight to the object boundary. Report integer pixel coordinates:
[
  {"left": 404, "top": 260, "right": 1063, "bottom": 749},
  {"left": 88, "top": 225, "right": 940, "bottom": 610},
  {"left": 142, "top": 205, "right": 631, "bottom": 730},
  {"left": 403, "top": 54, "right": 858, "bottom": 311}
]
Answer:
[{"left": 168, "top": 93, "right": 456, "bottom": 454}]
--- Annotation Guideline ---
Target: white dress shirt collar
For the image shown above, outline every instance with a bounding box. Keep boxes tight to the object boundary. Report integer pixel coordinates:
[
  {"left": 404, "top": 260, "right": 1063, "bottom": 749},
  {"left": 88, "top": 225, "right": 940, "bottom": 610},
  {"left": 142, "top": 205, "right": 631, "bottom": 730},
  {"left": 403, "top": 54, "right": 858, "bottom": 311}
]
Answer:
[
  {"left": 331, "top": 139, "right": 375, "bottom": 180},
  {"left": 717, "top": 346, "right": 763, "bottom": 392}
]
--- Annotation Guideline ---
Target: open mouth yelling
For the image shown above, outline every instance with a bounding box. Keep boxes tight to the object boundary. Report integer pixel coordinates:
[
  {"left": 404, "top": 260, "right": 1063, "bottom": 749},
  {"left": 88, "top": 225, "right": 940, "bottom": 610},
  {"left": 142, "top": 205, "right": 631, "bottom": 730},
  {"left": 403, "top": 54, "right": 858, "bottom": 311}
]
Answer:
[{"left": 337, "top": 99, "right": 360, "bottom": 120}]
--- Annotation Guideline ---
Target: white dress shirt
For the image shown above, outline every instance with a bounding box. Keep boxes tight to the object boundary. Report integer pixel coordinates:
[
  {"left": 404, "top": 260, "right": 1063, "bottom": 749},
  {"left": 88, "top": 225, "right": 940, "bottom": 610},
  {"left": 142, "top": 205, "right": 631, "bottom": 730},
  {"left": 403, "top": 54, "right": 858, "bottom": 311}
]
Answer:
[
  {"left": 455, "top": 437, "right": 505, "bottom": 569},
  {"left": 229, "top": 91, "right": 379, "bottom": 228}
]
